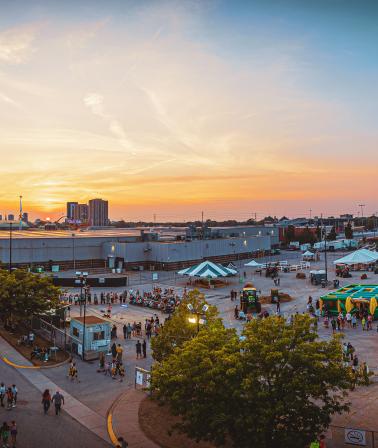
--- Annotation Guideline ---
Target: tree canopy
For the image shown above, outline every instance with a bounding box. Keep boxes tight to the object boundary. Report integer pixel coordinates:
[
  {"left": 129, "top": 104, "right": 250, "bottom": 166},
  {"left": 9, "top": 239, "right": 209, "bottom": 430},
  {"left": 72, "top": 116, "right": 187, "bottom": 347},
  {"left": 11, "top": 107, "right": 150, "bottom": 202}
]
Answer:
[
  {"left": 0, "top": 269, "right": 61, "bottom": 324},
  {"left": 151, "top": 315, "right": 355, "bottom": 448},
  {"left": 151, "top": 289, "right": 219, "bottom": 362},
  {"left": 344, "top": 222, "right": 353, "bottom": 239}
]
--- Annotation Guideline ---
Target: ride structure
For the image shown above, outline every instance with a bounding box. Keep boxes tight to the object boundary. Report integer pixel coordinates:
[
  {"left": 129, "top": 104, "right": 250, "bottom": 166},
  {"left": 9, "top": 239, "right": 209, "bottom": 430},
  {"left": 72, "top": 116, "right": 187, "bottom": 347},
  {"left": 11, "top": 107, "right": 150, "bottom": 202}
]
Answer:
[{"left": 320, "top": 284, "right": 378, "bottom": 318}]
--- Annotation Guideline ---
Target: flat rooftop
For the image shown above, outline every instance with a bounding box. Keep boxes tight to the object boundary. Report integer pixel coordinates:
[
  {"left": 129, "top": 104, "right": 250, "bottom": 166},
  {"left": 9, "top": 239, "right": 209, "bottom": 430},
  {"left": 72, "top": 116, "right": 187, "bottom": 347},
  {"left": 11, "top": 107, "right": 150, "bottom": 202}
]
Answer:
[
  {"left": 0, "top": 228, "right": 143, "bottom": 240},
  {"left": 72, "top": 316, "right": 108, "bottom": 325}
]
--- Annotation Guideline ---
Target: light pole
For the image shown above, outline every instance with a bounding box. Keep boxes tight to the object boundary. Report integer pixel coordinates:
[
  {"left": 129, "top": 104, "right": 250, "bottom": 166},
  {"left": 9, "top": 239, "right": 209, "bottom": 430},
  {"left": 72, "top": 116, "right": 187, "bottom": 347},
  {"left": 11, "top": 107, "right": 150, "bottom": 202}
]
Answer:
[
  {"left": 187, "top": 303, "right": 209, "bottom": 333},
  {"left": 72, "top": 233, "right": 76, "bottom": 271},
  {"left": 9, "top": 222, "right": 13, "bottom": 272},
  {"left": 75, "top": 271, "right": 88, "bottom": 360}
]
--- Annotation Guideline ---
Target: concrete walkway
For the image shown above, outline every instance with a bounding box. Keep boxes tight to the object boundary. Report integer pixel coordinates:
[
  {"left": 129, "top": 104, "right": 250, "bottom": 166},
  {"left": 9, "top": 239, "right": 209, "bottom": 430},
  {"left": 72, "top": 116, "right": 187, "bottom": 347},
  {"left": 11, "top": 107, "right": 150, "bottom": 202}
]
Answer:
[
  {"left": 112, "top": 388, "right": 159, "bottom": 448},
  {"left": 0, "top": 337, "right": 111, "bottom": 444}
]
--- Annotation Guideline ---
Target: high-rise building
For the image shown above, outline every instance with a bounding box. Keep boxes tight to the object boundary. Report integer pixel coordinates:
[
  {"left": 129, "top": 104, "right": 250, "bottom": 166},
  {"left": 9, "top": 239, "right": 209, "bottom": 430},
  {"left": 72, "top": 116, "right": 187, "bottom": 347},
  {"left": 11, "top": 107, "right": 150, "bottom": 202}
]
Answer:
[
  {"left": 66, "top": 202, "right": 78, "bottom": 220},
  {"left": 88, "top": 199, "right": 109, "bottom": 226},
  {"left": 8, "top": 214, "right": 15, "bottom": 221},
  {"left": 73, "top": 204, "right": 89, "bottom": 223},
  {"left": 22, "top": 212, "right": 29, "bottom": 222}
]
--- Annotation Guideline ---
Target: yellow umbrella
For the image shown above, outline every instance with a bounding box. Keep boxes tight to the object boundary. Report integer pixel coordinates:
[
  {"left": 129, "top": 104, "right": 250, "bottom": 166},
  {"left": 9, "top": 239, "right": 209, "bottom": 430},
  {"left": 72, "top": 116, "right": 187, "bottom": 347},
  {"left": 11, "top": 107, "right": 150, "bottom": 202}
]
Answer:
[
  {"left": 345, "top": 296, "right": 353, "bottom": 313},
  {"left": 319, "top": 298, "right": 323, "bottom": 312},
  {"left": 369, "top": 297, "right": 377, "bottom": 316},
  {"left": 337, "top": 300, "right": 341, "bottom": 313}
]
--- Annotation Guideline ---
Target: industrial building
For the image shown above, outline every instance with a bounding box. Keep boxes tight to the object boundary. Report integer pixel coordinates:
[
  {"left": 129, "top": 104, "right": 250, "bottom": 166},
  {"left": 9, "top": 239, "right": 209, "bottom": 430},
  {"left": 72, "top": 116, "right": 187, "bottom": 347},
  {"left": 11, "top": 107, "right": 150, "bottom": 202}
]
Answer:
[{"left": 0, "top": 226, "right": 279, "bottom": 271}]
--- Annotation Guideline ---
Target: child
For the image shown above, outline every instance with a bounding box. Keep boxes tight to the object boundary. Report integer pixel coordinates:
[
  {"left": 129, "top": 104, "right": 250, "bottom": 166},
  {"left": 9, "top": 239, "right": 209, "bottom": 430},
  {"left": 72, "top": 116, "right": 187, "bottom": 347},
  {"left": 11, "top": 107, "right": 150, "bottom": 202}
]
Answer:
[
  {"left": 104, "top": 361, "right": 111, "bottom": 376},
  {"left": 6, "top": 388, "right": 14, "bottom": 410},
  {"left": 118, "top": 363, "right": 125, "bottom": 382},
  {"left": 111, "top": 362, "right": 117, "bottom": 380}
]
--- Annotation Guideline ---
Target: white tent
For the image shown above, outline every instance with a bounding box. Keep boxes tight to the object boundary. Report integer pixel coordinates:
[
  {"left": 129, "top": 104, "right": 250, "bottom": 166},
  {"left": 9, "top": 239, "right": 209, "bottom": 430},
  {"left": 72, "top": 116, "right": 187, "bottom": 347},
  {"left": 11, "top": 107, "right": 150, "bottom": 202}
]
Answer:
[
  {"left": 302, "top": 250, "right": 315, "bottom": 260},
  {"left": 244, "top": 260, "right": 263, "bottom": 267},
  {"left": 333, "top": 249, "right": 378, "bottom": 265},
  {"left": 177, "top": 260, "right": 237, "bottom": 278}
]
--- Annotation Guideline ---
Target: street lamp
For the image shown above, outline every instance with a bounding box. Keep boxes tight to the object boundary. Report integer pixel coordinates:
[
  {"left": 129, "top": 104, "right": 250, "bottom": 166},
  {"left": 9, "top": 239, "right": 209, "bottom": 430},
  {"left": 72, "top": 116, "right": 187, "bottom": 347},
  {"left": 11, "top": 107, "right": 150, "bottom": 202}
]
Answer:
[
  {"left": 72, "top": 233, "right": 76, "bottom": 271},
  {"left": 9, "top": 222, "right": 13, "bottom": 272},
  {"left": 187, "top": 303, "right": 208, "bottom": 333},
  {"left": 75, "top": 271, "right": 88, "bottom": 360}
]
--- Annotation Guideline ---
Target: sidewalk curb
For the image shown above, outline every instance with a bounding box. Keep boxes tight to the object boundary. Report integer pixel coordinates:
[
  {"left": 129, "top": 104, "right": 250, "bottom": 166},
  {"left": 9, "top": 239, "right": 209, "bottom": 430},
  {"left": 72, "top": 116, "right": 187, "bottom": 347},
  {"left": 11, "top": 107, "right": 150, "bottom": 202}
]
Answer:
[
  {"left": 1, "top": 355, "right": 70, "bottom": 370},
  {"left": 107, "top": 391, "right": 125, "bottom": 446}
]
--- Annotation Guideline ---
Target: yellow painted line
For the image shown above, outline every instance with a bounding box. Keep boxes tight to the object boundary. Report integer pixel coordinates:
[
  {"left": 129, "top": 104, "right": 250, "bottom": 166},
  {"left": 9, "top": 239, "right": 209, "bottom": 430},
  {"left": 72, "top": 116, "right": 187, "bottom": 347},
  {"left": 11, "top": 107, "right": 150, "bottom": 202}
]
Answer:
[
  {"left": 107, "top": 411, "right": 119, "bottom": 446},
  {"left": 1, "top": 356, "right": 40, "bottom": 369}
]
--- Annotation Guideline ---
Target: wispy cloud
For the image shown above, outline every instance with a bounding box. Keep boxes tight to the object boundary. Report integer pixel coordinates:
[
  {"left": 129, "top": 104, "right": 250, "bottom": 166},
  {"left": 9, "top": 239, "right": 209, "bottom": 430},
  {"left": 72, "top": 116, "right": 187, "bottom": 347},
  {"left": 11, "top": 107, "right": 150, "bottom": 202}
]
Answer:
[
  {"left": 83, "top": 93, "right": 136, "bottom": 154},
  {"left": 0, "top": 24, "right": 39, "bottom": 64}
]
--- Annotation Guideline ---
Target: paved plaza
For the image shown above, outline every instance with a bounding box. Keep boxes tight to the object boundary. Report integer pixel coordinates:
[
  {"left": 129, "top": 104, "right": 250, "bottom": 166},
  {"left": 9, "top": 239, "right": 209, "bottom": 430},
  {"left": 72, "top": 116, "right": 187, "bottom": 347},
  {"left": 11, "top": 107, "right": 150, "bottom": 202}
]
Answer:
[{"left": 1, "top": 249, "right": 378, "bottom": 446}]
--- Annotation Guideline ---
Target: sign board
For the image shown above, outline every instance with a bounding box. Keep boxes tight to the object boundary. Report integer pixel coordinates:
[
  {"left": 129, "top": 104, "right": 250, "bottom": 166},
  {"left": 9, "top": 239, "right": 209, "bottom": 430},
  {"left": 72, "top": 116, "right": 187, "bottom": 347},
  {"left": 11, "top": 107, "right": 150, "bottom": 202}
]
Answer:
[
  {"left": 51, "top": 265, "right": 60, "bottom": 272},
  {"left": 136, "top": 371, "right": 144, "bottom": 386},
  {"left": 99, "top": 278, "right": 105, "bottom": 284},
  {"left": 345, "top": 428, "right": 366, "bottom": 446},
  {"left": 152, "top": 272, "right": 158, "bottom": 281},
  {"left": 77, "top": 343, "right": 83, "bottom": 356}
]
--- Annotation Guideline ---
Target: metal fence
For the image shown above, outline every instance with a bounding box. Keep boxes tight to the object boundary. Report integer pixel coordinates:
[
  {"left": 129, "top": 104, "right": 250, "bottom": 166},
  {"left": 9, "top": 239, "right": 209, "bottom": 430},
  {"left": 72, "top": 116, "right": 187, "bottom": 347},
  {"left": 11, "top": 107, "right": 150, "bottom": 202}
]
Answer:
[
  {"left": 32, "top": 316, "right": 80, "bottom": 354},
  {"left": 326, "top": 425, "right": 378, "bottom": 447}
]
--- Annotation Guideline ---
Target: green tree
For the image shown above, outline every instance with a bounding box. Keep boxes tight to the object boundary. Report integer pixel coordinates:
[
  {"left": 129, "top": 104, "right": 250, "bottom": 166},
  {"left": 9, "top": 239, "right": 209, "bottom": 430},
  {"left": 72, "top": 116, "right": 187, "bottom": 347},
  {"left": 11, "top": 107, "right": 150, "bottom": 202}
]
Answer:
[
  {"left": 327, "top": 225, "right": 337, "bottom": 241},
  {"left": 315, "top": 224, "right": 322, "bottom": 241},
  {"left": 298, "top": 227, "right": 316, "bottom": 244},
  {"left": 152, "top": 315, "right": 354, "bottom": 448},
  {"left": 151, "top": 323, "right": 240, "bottom": 446},
  {"left": 0, "top": 270, "right": 61, "bottom": 325},
  {"left": 284, "top": 225, "right": 296, "bottom": 244},
  {"left": 344, "top": 222, "right": 353, "bottom": 239},
  {"left": 151, "top": 289, "right": 219, "bottom": 362}
]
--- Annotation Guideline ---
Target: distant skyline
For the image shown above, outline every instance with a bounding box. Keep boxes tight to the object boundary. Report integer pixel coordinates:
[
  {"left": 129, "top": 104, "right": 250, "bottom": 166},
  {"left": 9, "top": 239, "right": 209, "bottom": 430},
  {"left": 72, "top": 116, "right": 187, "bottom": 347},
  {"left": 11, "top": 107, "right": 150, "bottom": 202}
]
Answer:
[{"left": 0, "top": 0, "right": 377, "bottom": 221}]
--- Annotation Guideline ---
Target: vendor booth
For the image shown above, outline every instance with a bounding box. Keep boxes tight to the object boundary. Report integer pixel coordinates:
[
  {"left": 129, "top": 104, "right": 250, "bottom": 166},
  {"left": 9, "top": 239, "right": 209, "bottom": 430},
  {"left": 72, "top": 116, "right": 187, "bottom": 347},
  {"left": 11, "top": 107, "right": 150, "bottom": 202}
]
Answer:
[
  {"left": 70, "top": 316, "right": 111, "bottom": 360},
  {"left": 302, "top": 250, "right": 315, "bottom": 261},
  {"left": 320, "top": 284, "right": 378, "bottom": 318}
]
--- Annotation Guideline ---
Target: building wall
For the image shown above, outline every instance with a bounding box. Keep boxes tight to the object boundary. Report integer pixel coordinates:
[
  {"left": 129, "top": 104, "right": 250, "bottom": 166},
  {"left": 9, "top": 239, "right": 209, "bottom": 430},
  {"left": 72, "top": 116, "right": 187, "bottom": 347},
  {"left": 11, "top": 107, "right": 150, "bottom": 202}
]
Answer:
[{"left": 0, "top": 230, "right": 273, "bottom": 270}]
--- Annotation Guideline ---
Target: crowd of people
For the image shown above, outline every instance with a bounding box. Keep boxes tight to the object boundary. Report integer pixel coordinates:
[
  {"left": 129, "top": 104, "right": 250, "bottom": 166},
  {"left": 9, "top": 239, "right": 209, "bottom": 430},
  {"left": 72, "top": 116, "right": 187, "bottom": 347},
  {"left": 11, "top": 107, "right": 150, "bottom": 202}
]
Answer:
[{"left": 61, "top": 287, "right": 182, "bottom": 314}]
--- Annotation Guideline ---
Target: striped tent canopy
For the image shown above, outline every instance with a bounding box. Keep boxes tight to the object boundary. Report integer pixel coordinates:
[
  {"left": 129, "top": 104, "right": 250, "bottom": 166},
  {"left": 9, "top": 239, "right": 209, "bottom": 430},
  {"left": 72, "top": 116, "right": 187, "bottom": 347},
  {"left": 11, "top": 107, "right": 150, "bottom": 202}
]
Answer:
[{"left": 177, "top": 260, "right": 237, "bottom": 278}]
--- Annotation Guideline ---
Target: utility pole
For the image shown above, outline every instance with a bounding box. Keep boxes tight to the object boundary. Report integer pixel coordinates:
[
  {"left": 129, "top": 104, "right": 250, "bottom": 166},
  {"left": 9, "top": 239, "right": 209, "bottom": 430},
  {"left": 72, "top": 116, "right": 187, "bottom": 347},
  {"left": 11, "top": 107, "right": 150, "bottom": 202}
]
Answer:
[
  {"left": 9, "top": 222, "right": 13, "bottom": 272},
  {"left": 309, "top": 209, "right": 312, "bottom": 220},
  {"left": 153, "top": 214, "right": 156, "bottom": 226},
  {"left": 359, "top": 204, "right": 366, "bottom": 237},
  {"left": 201, "top": 211, "right": 204, "bottom": 240},
  {"left": 321, "top": 214, "right": 328, "bottom": 284}
]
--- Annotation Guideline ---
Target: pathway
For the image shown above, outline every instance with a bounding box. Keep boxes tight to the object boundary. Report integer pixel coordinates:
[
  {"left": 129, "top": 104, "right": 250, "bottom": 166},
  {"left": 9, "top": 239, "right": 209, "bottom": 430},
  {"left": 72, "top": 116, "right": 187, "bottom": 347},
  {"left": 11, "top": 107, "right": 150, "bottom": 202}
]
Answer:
[{"left": 0, "top": 336, "right": 111, "bottom": 444}]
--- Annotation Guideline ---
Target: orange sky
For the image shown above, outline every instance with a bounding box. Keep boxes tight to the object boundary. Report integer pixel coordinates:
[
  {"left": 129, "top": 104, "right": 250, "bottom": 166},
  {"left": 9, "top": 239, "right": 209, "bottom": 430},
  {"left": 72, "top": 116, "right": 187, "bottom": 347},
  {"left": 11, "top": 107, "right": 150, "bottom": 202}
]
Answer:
[{"left": 0, "top": 1, "right": 377, "bottom": 221}]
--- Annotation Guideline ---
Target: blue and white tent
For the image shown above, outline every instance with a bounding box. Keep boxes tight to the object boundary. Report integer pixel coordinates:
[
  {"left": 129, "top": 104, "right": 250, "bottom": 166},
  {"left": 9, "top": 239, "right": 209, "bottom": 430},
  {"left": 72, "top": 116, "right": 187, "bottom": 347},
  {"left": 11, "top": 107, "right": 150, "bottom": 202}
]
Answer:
[{"left": 177, "top": 260, "right": 237, "bottom": 278}]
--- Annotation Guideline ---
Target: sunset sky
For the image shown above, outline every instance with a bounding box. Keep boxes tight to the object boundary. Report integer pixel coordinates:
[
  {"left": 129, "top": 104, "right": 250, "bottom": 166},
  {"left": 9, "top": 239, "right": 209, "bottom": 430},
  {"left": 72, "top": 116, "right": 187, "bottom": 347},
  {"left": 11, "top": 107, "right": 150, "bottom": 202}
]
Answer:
[{"left": 0, "top": 0, "right": 377, "bottom": 221}]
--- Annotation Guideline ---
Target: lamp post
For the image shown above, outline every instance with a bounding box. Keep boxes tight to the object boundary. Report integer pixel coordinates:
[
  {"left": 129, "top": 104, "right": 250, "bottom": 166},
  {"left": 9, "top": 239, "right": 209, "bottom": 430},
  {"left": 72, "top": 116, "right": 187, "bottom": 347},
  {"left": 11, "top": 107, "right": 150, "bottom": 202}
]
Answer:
[
  {"left": 9, "top": 222, "right": 13, "bottom": 272},
  {"left": 72, "top": 233, "right": 76, "bottom": 271},
  {"left": 187, "top": 303, "right": 209, "bottom": 333},
  {"left": 75, "top": 271, "right": 88, "bottom": 360}
]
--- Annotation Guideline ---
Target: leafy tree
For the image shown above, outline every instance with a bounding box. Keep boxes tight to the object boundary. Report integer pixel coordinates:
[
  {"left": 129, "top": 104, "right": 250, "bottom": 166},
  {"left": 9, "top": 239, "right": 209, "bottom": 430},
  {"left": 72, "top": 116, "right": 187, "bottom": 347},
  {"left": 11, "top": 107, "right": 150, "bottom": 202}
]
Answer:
[
  {"left": 151, "top": 289, "right": 219, "bottom": 362},
  {"left": 284, "top": 225, "right": 296, "bottom": 244},
  {"left": 316, "top": 224, "right": 322, "bottom": 241},
  {"left": 0, "top": 270, "right": 61, "bottom": 325},
  {"left": 344, "top": 222, "right": 353, "bottom": 239},
  {"left": 298, "top": 227, "right": 316, "bottom": 245},
  {"left": 327, "top": 225, "right": 337, "bottom": 241},
  {"left": 366, "top": 216, "right": 376, "bottom": 231},
  {"left": 152, "top": 315, "right": 355, "bottom": 448},
  {"left": 151, "top": 324, "right": 240, "bottom": 446}
]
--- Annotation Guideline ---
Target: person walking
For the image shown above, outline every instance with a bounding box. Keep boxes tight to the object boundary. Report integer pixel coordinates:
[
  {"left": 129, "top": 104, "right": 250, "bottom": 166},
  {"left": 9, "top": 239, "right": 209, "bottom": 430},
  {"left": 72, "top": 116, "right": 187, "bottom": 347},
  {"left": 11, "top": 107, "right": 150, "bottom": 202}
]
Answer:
[
  {"left": 6, "top": 387, "right": 14, "bottom": 410},
  {"left": 136, "top": 340, "right": 142, "bottom": 359},
  {"left": 142, "top": 340, "right": 147, "bottom": 358},
  {"left": 42, "top": 389, "right": 51, "bottom": 414},
  {"left": 111, "top": 342, "right": 117, "bottom": 360},
  {"left": 116, "top": 344, "right": 123, "bottom": 363},
  {"left": 11, "top": 385, "right": 17, "bottom": 407},
  {"left": 9, "top": 421, "right": 17, "bottom": 448},
  {"left": 0, "top": 383, "right": 5, "bottom": 408},
  {"left": 0, "top": 422, "right": 9, "bottom": 448},
  {"left": 52, "top": 391, "right": 64, "bottom": 416},
  {"left": 123, "top": 324, "right": 127, "bottom": 340}
]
